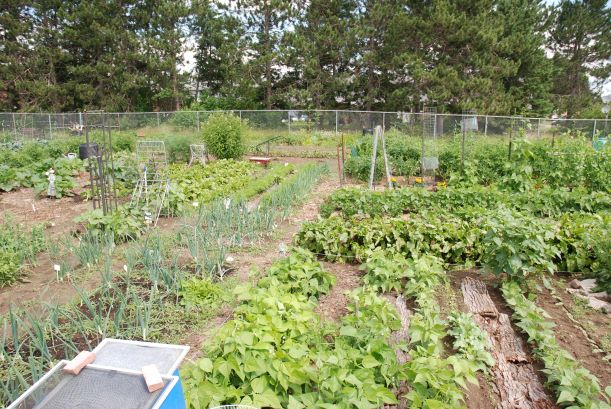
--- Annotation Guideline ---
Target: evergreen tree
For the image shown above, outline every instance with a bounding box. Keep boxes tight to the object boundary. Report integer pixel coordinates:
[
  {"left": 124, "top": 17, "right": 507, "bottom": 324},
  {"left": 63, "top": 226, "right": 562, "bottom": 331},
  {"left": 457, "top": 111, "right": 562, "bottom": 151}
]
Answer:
[
  {"left": 548, "top": 0, "right": 610, "bottom": 117},
  {"left": 0, "top": 1, "right": 33, "bottom": 111},
  {"left": 191, "top": 1, "right": 255, "bottom": 107},
  {"left": 140, "top": 0, "right": 190, "bottom": 111},
  {"left": 238, "top": 0, "right": 294, "bottom": 109},
  {"left": 496, "top": 0, "right": 554, "bottom": 116},
  {"left": 282, "top": 0, "right": 357, "bottom": 109}
]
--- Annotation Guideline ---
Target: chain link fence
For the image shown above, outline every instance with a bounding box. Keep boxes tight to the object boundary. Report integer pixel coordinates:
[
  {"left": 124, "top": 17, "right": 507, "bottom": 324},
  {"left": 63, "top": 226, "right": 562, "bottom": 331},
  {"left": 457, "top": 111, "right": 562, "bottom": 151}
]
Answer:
[{"left": 1, "top": 110, "right": 607, "bottom": 161}]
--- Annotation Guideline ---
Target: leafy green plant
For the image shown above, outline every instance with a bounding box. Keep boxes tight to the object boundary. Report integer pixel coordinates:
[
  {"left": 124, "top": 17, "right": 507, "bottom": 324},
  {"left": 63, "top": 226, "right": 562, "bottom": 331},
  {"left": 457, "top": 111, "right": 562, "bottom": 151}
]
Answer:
[
  {"left": 361, "top": 249, "right": 412, "bottom": 293},
  {"left": 168, "top": 160, "right": 257, "bottom": 210},
  {"left": 202, "top": 113, "right": 245, "bottom": 159},
  {"left": 183, "top": 252, "right": 401, "bottom": 409},
  {"left": 447, "top": 312, "right": 494, "bottom": 372},
  {"left": 0, "top": 251, "right": 21, "bottom": 287},
  {"left": 179, "top": 277, "right": 226, "bottom": 308},
  {"left": 75, "top": 205, "right": 146, "bottom": 243},
  {"left": 259, "top": 248, "right": 335, "bottom": 301},
  {"left": 481, "top": 208, "right": 559, "bottom": 279},
  {"left": 502, "top": 281, "right": 610, "bottom": 408}
]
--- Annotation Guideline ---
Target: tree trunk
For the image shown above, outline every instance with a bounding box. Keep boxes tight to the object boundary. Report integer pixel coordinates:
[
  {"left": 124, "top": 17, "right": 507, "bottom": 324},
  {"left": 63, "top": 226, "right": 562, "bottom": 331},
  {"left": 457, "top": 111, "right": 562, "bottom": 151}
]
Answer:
[
  {"left": 264, "top": 6, "right": 272, "bottom": 110},
  {"left": 461, "top": 278, "right": 556, "bottom": 409}
]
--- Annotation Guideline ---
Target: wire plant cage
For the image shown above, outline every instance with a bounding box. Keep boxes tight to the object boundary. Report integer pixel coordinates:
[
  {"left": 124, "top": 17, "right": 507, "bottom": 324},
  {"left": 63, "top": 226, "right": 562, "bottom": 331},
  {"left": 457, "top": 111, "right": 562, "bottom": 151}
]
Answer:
[
  {"left": 421, "top": 106, "right": 438, "bottom": 182},
  {"left": 83, "top": 110, "right": 118, "bottom": 215},
  {"left": 131, "top": 140, "right": 171, "bottom": 225}
]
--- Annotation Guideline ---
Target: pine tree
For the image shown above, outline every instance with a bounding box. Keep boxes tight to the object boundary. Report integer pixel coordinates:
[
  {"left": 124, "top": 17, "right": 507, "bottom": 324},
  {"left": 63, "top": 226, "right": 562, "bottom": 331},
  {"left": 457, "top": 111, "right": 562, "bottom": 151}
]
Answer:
[
  {"left": 282, "top": 0, "right": 357, "bottom": 109},
  {"left": 238, "top": 0, "right": 294, "bottom": 109},
  {"left": 0, "top": 1, "right": 33, "bottom": 110},
  {"left": 549, "top": 0, "right": 610, "bottom": 117},
  {"left": 496, "top": 0, "right": 554, "bottom": 116}
]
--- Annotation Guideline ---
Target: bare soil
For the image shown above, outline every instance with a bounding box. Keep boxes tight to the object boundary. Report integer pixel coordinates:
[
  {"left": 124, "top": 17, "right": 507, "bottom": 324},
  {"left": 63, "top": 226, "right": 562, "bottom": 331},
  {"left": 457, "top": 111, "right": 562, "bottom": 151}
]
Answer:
[
  {"left": 315, "top": 261, "right": 363, "bottom": 322},
  {"left": 0, "top": 175, "right": 90, "bottom": 236},
  {"left": 535, "top": 279, "right": 611, "bottom": 389}
]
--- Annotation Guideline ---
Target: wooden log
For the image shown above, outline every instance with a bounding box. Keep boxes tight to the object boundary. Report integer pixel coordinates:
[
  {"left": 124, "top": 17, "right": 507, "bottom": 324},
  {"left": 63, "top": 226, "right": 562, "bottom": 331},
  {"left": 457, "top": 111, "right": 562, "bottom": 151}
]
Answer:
[
  {"left": 461, "top": 277, "right": 499, "bottom": 318},
  {"left": 461, "top": 278, "right": 555, "bottom": 409},
  {"left": 390, "top": 295, "right": 412, "bottom": 365}
]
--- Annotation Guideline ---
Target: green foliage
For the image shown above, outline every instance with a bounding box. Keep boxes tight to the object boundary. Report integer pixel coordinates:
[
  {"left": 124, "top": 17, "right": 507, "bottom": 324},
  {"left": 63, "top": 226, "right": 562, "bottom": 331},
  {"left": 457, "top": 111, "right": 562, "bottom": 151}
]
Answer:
[
  {"left": 0, "top": 218, "right": 46, "bottom": 286},
  {"left": 345, "top": 134, "right": 421, "bottom": 182},
  {"left": 162, "top": 134, "right": 198, "bottom": 163},
  {"left": 168, "top": 160, "right": 257, "bottom": 212},
  {"left": 232, "top": 163, "right": 294, "bottom": 200},
  {"left": 447, "top": 312, "right": 494, "bottom": 372},
  {"left": 183, "top": 250, "right": 401, "bottom": 409},
  {"left": 361, "top": 250, "right": 412, "bottom": 293},
  {"left": 307, "top": 186, "right": 610, "bottom": 288},
  {"left": 179, "top": 277, "right": 226, "bottom": 308},
  {"left": 182, "top": 163, "right": 328, "bottom": 278},
  {"left": 320, "top": 185, "right": 611, "bottom": 220},
  {"left": 259, "top": 248, "right": 335, "bottom": 301},
  {"left": 75, "top": 206, "right": 146, "bottom": 243},
  {"left": 201, "top": 113, "right": 245, "bottom": 159},
  {"left": 502, "top": 281, "right": 610, "bottom": 408},
  {"left": 398, "top": 255, "right": 480, "bottom": 408},
  {"left": 0, "top": 251, "right": 21, "bottom": 287},
  {"left": 481, "top": 208, "right": 559, "bottom": 279}
]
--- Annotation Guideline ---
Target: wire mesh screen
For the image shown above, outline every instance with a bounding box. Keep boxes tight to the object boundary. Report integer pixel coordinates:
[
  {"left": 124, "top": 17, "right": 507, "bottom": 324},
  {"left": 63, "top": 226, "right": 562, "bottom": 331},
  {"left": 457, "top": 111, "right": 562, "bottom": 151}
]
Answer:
[
  {"left": 93, "top": 340, "right": 186, "bottom": 375},
  {"left": 9, "top": 362, "right": 170, "bottom": 409}
]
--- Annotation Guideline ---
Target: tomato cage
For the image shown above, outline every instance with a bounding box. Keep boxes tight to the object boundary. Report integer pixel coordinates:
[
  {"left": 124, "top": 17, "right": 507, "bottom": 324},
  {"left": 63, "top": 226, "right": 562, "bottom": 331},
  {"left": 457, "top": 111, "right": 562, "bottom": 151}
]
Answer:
[
  {"left": 420, "top": 106, "right": 439, "bottom": 185},
  {"left": 131, "top": 140, "right": 171, "bottom": 225}
]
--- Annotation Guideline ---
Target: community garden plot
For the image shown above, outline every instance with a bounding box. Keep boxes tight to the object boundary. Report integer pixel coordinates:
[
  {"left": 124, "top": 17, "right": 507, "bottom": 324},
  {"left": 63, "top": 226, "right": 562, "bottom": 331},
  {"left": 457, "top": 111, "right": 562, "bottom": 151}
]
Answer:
[{"left": 1, "top": 115, "right": 609, "bottom": 408}]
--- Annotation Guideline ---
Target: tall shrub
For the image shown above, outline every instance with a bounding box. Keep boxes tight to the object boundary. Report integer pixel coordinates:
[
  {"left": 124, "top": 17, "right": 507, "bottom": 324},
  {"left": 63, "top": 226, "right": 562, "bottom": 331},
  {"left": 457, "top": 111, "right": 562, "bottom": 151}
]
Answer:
[{"left": 202, "top": 113, "right": 245, "bottom": 159}]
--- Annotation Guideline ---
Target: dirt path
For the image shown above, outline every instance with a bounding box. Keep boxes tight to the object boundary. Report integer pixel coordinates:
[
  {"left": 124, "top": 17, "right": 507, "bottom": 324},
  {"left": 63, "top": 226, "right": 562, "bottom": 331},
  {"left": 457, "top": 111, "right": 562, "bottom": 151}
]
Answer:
[
  {"left": 181, "top": 176, "right": 341, "bottom": 360},
  {"left": 536, "top": 279, "right": 611, "bottom": 389},
  {"left": 315, "top": 262, "right": 362, "bottom": 322}
]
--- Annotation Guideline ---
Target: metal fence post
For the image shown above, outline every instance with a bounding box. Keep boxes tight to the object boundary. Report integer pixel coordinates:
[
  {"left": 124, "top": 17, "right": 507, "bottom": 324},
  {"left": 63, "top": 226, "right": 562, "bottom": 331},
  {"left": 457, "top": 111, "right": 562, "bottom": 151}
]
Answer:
[
  {"left": 592, "top": 119, "right": 597, "bottom": 139},
  {"left": 287, "top": 110, "right": 291, "bottom": 134},
  {"left": 239, "top": 110, "right": 242, "bottom": 122},
  {"left": 12, "top": 113, "right": 17, "bottom": 139},
  {"left": 461, "top": 113, "right": 466, "bottom": 170},
  {"left": 156, "top": 112, "right": 160, "bottom": 127},
  {"left": 382, "top": 112, "right": 386, "bottom": 130},
  {"left": 196, "top": 111, "right": 200, "bottom": 132},
  {"left": 537, "top": 118, "right": 540, "bottom": 138},
  {"left": 484, "top": 116, "right": 488, "bottom": 137},
  {"left": 48, "top": 114, "right": 53, "bottom": 139}
]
